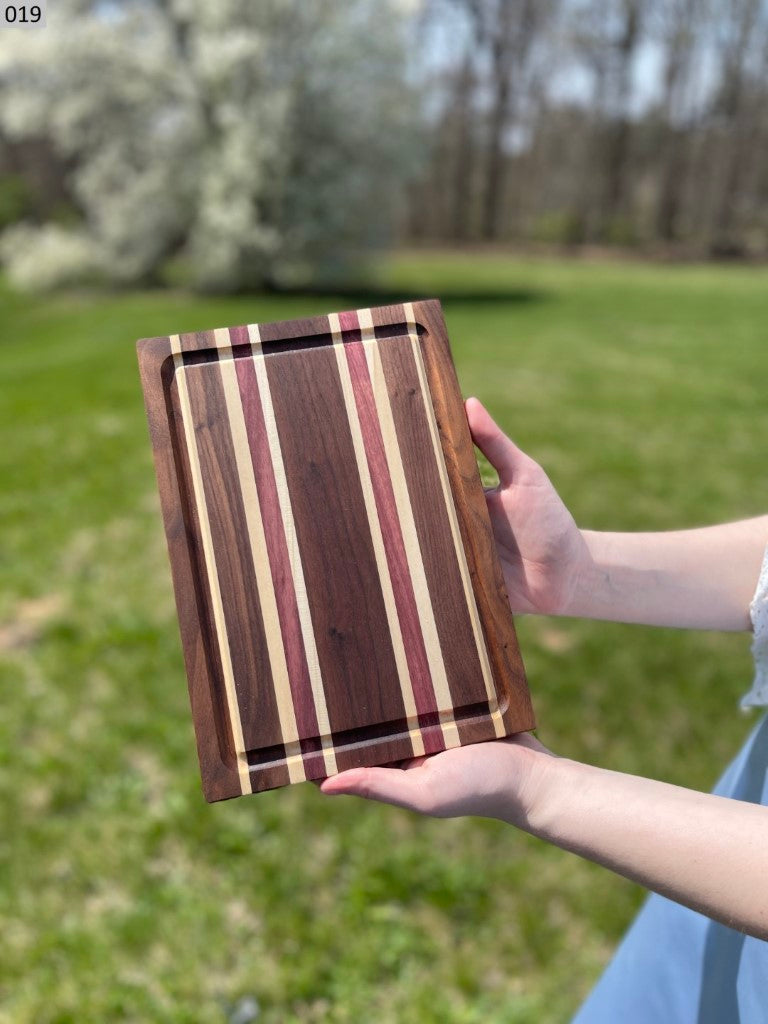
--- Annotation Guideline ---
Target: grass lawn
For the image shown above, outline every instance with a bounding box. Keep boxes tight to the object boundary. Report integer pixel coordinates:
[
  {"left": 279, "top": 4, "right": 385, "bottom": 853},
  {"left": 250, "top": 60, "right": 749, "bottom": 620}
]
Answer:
[{"left": 2, "top": 251, "right": 767, "bottom": 1023}]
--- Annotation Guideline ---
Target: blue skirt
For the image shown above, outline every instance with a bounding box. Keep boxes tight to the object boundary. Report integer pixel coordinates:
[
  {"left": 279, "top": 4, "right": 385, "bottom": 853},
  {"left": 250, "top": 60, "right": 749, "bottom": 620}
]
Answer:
[{"left": 573, "top": 713, "right": 768, "bottom": 1024}]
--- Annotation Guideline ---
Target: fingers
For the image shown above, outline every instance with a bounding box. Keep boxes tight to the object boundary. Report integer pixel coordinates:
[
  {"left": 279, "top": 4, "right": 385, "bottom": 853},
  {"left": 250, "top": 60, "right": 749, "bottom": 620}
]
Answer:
[
  {"left": 465, "top": 397, "right": 529, "bottom": 487},
  {"left": 320, "top": 766, "right": 430, "bottom": 813}
]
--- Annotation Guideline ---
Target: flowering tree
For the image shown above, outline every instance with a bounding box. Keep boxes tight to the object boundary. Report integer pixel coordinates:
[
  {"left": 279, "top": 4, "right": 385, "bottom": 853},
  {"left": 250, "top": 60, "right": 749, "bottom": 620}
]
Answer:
[{"left": 0, "top": 0, "right": 419, "bottom": 290}]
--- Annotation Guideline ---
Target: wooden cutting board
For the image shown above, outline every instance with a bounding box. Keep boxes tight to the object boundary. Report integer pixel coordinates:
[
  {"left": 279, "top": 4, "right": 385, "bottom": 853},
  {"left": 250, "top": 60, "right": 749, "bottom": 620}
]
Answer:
[{"left": 137, "top": 300, "right": 534, "bottom": 801}]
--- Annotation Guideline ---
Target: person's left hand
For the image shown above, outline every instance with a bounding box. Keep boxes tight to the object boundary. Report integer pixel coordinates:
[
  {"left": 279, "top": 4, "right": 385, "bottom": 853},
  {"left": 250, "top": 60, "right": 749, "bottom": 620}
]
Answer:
[
  {"left": 319, "top": 732, "right": 556, "bottom": 826},
  {"left": 466, "top": 397, "right": 588, "bottom": 617}
]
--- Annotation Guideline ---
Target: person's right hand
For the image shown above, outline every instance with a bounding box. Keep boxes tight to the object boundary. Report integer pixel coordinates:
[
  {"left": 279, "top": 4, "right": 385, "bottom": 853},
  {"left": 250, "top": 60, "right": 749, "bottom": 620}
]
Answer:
[{"left": 466, "top": 397, "right": 589, "bottom": 616}]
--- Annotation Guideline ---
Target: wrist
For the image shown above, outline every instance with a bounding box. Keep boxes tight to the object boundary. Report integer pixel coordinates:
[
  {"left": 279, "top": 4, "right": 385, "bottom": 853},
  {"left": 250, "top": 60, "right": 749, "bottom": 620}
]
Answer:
[
  {"left": 493, "top": 742, "right": 576, "bottom": 833},
  {"left": 556, "top": 530, "right": 604, "bottom": 618},
  {"left": 517, "top": 754, "right": 591, "bottom": 839}
]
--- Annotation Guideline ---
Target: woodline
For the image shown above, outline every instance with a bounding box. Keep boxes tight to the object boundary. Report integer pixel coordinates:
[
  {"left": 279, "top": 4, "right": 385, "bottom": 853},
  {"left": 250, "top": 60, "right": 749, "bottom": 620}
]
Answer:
[
  {"left": 358, "top": 308, "right": 458, "bottom": 747},
  {"left": 328, "top": 312, "right": 424, "bottom": 757},
  {"left": 247, "top": 324, "right": 339, "bottom": 776},
  {"left": 215, "top": 331, "right": 305, "bottom": 784},
  {"left": 141, "top": 303, "right": 529, "bottom": 797},
  {"left": 170, "top": 334, "right": 251, "bottom": 793},
  {"left": 402, "top": 304, "right": 504, "bottom": 736}
]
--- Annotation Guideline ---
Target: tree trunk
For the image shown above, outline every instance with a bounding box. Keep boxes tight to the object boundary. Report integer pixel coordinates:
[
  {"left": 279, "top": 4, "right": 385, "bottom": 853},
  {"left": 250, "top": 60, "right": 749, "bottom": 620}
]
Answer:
[
  {"left": 656, "top": 131, "right": 686, "bottom": 242},
  {"left": 599, "top": 0, "right": 642, "bottom": 237},
  {"left": 451, "top": 55, "right": 477, "bottom": 241},
  {"left": 481, "top": 2, "right": 515, "bottom": 240}
]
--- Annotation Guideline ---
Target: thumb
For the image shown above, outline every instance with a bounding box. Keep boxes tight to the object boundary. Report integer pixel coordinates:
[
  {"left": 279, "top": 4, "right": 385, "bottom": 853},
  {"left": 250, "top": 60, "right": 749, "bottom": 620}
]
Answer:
[
  {"left": 465, "top": 397, "right": 527, "bottom": 487},
  {"left": 319, "top": 766, "right": 429, "bottom": 813}
]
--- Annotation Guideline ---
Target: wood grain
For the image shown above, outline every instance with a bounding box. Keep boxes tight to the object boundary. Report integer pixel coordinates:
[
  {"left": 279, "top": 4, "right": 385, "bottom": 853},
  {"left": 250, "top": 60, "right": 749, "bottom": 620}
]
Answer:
[
  {"left": 373, "top": 311, "right": 496, "bottom": 745},
  {"left": 137, "top": 300, "right": 534, "bottom": 801},
  {"left": 414, "top": 301, "right": 532, "bottom": 735}
]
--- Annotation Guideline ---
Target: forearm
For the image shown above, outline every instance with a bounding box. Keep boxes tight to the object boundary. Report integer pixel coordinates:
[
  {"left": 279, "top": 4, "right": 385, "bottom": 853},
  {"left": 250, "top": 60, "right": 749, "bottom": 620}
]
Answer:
[
  {"left": 522, "top": 755, "right": 768, "bottom": 939},
  {"left": 565, "top": 517, "right": 768, "bottom": 630}
]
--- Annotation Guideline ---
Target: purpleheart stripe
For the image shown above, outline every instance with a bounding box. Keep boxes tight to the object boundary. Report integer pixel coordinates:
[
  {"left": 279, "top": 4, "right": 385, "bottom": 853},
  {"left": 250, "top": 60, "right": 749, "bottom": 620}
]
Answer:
[
  {"left": 337, "top": 310, "right": 444, "bottom": 748},
  {"left": 229, "top": 326, "right": 327, "bottom": 779}
]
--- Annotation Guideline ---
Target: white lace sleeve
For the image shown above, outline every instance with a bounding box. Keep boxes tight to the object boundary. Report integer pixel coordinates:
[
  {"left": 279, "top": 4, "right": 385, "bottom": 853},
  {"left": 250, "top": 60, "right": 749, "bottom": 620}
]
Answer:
[{"left": 740, "top": 544, "right": 768, "bottom": 709}]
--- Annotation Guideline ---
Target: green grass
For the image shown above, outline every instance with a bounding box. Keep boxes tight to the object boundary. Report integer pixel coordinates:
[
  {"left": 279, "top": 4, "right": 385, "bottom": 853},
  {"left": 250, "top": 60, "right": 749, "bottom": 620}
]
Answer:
[{"left": 2, "top": 252, "right": 767, "bottom": 1023}]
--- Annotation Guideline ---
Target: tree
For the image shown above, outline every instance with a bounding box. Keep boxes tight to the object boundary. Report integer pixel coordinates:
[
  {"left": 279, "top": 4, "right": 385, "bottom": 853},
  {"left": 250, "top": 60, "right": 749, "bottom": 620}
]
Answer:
[
  {"left": 706, "top": 0, "right": 768, "bottom": 255},
  {"left": 419, "top": 0, "right": 560, "bottom": 242},
  {"left": 572, "top": 0, "right": 649, "bottom": 241},
  {"left": 0, "top": 0, "right": 420, "bottom": 290},
  {"left": 471, "top": 0, "right": 560, "bottom": 241},
  {"left": 651, "top": 0, "right": 710, "bottom": 242}
]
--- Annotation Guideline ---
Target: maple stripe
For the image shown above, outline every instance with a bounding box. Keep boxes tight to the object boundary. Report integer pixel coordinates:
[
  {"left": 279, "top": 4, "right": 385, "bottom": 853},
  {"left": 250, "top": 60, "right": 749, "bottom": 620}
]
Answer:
[
  {"left": 214, "top": 330, "right": 306, "bottom": 785},
  {"left": 185, "top": 346, "right": 294, "bottom": 784},
  {"left": 373, "top": 321, "right": 491, "bottom": 736},
  {"left": 170, "top": 335, "right": 251, "bottom": 794},
  {"left": 264, "top": 331, "right": 410, "bottom": 766},
  {"left": 358, "top": 310, "right": 461, "bottom": 744},
  {"left": 329, "top": 312, "right": 425, "bottom": 757},
  {"left": 343, "top": 308, "right": 459, "bottom": 749},
  {"left": 340, "top": 310, "right": 441, "bottom": 731},
  {"left": 402, "top": 304, "right": 505, "bottom": 737},
  {"left": 246, "top": 325, "right": 338, "bottom": 775},
  {"left": 233, "top": 324, "right": 337, "bottom": 779}
]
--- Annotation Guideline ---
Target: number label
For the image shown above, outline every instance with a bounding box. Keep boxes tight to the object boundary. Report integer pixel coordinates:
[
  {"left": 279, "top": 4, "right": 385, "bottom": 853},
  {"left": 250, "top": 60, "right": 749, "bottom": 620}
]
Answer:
[{"left": 2, "top": 3, "right": 45, "bottom": 26}]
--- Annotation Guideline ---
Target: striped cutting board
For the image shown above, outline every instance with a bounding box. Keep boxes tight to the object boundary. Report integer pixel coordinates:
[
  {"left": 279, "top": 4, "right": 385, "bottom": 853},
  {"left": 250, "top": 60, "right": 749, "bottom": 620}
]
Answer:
[{"left": 138, "top": 300, "right": 533, "bottom": 801}]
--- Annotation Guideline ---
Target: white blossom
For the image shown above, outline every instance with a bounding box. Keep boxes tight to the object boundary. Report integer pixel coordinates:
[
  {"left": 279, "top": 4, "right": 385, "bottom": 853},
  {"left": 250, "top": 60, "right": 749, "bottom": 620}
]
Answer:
[
  {"left": 0, "top": 223, "right": 103, "bottom": 290},
  {"left": 0, "top": 0, "right": 419, "bottom": 290}
]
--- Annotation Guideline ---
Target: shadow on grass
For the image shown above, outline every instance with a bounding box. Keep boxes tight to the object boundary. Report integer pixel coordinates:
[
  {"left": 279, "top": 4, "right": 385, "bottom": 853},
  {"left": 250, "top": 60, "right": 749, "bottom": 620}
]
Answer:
[{"left": 264, "top": 283, "right": 551, "bottom": 308}]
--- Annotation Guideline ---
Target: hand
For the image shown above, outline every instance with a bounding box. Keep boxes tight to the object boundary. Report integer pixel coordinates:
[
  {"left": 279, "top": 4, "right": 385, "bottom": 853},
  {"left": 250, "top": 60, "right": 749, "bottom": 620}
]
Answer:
[
  {"left": 466, "top": 397, "right": 588, "bottom": 616},
  {"left": 319, "top": 401, "right": 577, "bottom": 822},
  {"left": 319, "top": 732, "right": 555, "bottom": 826}
]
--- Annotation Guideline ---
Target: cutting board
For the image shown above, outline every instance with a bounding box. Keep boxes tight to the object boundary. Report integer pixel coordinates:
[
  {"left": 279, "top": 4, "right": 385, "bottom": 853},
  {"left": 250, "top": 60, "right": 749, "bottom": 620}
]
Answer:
[{"left": 137, "top": 300, "right": 534, "bottom": 801}]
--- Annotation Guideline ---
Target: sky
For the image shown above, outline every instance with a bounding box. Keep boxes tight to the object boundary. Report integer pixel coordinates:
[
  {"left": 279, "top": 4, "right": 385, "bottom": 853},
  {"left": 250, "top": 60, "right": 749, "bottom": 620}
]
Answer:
[{"left": 417, "top": 1, "right": 719, "bottom": 120}]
